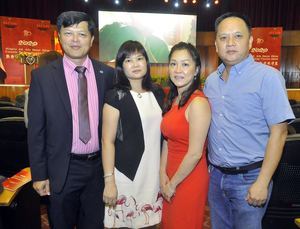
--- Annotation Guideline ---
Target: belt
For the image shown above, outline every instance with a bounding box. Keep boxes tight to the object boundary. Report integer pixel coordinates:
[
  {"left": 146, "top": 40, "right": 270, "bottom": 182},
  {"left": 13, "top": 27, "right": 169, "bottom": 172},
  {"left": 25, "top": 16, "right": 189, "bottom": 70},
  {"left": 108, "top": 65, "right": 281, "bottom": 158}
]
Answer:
[
  {"left": 70, "top": 151, "right": 100, "bottom": 161},
  {"left": 211, "top": 160, "right": 263, "bottom": 174}
]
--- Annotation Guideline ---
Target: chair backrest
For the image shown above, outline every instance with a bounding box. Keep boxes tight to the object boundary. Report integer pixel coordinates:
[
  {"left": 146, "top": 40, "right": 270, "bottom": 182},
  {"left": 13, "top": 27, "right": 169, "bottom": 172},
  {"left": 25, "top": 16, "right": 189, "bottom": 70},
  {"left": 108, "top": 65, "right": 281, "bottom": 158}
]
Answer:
[
  {"left": 263, "top": 135, "right": 300, "bottom": 228},
  {"left": 289, "top": 118, "right": 300, "bottom": 134},
  {"left": 0, "top": 117, "right": 29, "bottom": 177},
  {"left": 269, "top": 134, "right": 300, "bottom": 206},
  {"left": 292, "top": 104, "right": 300, "bottom": 118},
  {"left": 0, "top": 101, "right": 15, "bottom": 107},
  {"left": 0, "top": 107, "right": 24, "bottom": 119}
]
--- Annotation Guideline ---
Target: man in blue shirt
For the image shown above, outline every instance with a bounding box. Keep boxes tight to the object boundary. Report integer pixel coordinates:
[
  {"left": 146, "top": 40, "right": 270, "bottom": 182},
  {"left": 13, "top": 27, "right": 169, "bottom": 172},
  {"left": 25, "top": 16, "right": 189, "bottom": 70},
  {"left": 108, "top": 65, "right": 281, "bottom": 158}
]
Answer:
[{"left": 204, "top": 12, "right": 295, "bottom": 229}]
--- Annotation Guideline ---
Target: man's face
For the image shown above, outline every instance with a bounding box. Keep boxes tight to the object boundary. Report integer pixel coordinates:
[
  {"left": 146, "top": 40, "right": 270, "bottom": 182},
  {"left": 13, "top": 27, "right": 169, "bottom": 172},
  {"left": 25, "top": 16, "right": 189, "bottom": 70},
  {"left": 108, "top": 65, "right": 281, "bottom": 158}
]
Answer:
[
  {"left": 58, "top": 21, "right": 94, "bottom": 65},
  {"left": 215, "top": 17, "right": 253, "bottom": 67}
]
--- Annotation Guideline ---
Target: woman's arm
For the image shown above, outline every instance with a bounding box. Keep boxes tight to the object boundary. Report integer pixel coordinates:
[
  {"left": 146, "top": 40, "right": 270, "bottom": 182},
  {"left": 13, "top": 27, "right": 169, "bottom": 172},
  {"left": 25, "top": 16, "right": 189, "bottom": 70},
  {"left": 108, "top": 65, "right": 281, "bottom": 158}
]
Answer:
[
  {"left": 164, "top": 97, "right": 211, "bottom": 200},
  {"left": 101, "top": 103, "right": 120, "bottom": 207},
  {"left": 160, "top": 139, "right": 170, "bottom": 199}
]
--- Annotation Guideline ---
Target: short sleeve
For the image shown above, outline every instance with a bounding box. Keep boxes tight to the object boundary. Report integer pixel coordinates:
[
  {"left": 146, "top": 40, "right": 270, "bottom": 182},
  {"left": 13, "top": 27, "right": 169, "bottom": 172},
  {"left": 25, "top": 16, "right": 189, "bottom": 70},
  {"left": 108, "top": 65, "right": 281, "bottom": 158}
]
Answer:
[
  {"left": 261, "top": 69, "right": 295, "bottom": 126},
  {"left": 104, "top": 89, "right": 120, "bottom": 110}
]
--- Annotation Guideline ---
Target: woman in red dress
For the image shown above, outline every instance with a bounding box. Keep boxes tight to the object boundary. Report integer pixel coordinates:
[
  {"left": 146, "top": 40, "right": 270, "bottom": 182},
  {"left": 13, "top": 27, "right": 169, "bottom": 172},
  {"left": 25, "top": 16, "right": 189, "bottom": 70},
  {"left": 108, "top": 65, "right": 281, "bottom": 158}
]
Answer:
[{"left": 160, "top": 42, "right": 211, "bottom": 229}]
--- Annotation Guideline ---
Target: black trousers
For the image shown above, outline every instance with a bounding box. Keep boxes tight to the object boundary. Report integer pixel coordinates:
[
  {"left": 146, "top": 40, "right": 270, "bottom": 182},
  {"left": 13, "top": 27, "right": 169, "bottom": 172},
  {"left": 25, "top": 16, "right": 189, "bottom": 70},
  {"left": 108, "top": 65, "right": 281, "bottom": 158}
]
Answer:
[{"left": 48, "top": 157, "right": 104, "bottom": 229}]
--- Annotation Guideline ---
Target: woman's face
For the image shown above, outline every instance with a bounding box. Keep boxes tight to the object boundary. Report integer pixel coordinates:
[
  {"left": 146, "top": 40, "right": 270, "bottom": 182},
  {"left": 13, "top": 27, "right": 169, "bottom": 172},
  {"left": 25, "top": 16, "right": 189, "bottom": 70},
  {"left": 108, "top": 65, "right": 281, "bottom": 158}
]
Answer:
[
  {"left": 169, "top": 49, "right": 198, "bottom": 92},
  {"left": 122, "top": 51, "right": 147, "bottom": 81}
]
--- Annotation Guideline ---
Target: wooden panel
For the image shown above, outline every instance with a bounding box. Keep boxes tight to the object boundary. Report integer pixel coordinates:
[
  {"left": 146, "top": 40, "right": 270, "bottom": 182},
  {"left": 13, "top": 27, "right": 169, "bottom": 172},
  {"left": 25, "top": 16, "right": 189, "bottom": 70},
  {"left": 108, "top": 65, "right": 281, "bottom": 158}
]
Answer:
[
  {"left": 198, "top": 45, "right": 219, "bottom": 78},
  {"left": 281, "top": 46, "right": 300, "bottom": 73},
  {"left": 287, "top": 89, "right": 300, "bottom": 101},
  {"left": 197, "top": 32, "right": 215, "bottom": 46},
  {"left": 0, "top": 85, "right": 28, "bottom": 102},
  {"left": 282, "top": 31, "right": 300, "bottom": 46}
]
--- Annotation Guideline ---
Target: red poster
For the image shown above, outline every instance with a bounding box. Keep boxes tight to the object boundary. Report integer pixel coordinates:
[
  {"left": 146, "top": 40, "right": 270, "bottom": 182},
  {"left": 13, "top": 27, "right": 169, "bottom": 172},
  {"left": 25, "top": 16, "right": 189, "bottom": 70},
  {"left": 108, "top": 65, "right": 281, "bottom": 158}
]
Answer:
[
  {"left": 0, "top": 17, "right": 52, "bottom": 84},
  {"left": 250, "top": 27, "right": 282, "bottom": 70},
  {"left": 54, "top": 30, "right": 63, "bottom": 55}
]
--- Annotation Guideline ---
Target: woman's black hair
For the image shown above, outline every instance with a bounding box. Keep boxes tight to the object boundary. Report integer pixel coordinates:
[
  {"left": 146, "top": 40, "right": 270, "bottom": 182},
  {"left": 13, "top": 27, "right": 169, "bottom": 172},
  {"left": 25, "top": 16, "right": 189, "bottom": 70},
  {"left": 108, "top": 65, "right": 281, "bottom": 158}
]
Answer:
[
  {"left": 164, "top": 42, "right": 201, "bottom": 114},
  {"left": 115, "top": 40, "right": 152, "bottom": 91}
]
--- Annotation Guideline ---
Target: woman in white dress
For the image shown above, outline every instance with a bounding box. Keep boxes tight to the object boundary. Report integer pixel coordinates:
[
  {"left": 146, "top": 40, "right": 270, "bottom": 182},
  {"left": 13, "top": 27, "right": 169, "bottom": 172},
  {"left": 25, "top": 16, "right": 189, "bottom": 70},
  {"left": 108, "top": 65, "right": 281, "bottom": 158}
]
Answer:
[{"left": 102, "top": 40, "right": 164, "bottom": 228}]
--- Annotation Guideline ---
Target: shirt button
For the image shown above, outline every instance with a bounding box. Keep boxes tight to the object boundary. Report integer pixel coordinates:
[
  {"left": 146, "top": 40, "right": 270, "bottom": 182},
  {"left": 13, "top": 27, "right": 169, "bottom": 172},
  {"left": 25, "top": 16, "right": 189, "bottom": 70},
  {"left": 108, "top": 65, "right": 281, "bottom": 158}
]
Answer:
[
  {"left": 219, "top": 113, "right": 223, "bottom": 117},
  {"left": 218, "top": 148, "right": 222, "bottom": 151},
  {"left": 218, "top": 130, "right": 221, "bottom": 134},
  {"left": 221, "top": 95, "right": 225, "bottom": 99}
]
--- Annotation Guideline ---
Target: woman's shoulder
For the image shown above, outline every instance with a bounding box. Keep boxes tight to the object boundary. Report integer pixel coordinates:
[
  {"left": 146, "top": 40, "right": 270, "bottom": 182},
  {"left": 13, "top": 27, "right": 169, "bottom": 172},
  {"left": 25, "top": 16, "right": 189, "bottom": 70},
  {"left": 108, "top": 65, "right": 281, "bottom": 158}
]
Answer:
[
  {"left": 186, "top": 90, "right": 208, "bottom": 107},
  {"left": 105, "top": 88, "right": 129, "bottom": 106},
  {"left": 192, "top": 89, "right": 205, "bottom": 98},
  {"left": 107, "top": 87, "right": 129, "bottom": 99}
]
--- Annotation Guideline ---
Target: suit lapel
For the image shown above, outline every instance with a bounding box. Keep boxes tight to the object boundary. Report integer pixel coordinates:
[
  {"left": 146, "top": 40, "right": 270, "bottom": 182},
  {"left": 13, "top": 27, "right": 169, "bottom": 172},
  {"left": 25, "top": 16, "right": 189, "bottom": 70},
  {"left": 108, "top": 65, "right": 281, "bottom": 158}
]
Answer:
[
  {"left": 92, "top": 60, "right": 105, "bottom": 111},
  {"left": 52, "top": 60, "right": 72, "bottom": 118}
]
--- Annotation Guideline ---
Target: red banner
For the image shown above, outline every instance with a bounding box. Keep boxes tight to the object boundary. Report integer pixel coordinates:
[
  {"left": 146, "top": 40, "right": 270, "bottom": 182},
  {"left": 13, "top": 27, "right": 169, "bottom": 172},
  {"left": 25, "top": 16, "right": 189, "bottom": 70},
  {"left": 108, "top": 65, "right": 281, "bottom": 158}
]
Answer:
[
  {"left": 54, "top": 30, "right": 63, "bottom": 55},
  {"left": 0, "top": 17, "right": 52, "bottom": 84},
  {"left": 250, "top": 27, "right": 282, "bottom": 70}
]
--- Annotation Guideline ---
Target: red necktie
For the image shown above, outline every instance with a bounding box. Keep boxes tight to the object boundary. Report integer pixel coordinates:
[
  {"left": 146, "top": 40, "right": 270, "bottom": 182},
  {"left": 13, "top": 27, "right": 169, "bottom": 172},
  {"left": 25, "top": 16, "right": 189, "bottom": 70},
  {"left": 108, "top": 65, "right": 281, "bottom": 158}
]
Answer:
[{"left": 75, "top": 66, "right": 91, "bottom": 144}]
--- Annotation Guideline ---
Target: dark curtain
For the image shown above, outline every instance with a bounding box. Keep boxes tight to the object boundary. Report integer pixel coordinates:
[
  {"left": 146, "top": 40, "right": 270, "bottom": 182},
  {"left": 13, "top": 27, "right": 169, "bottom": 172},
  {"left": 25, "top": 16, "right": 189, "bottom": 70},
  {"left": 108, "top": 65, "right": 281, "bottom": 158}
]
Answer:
[{"left": 197, "top": 0, "right": 300, "bottom": 30}]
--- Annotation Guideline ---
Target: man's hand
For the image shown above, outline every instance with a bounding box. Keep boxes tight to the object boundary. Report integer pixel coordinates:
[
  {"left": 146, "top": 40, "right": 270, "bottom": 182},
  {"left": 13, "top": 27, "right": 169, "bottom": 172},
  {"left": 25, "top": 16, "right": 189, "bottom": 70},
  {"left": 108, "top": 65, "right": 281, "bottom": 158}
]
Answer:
[
  {"left": 33, "top": 179, "right": 50, "bottom": 196},
  {"left": 246, "top": 180, "right": 268, "bottom": 207}
]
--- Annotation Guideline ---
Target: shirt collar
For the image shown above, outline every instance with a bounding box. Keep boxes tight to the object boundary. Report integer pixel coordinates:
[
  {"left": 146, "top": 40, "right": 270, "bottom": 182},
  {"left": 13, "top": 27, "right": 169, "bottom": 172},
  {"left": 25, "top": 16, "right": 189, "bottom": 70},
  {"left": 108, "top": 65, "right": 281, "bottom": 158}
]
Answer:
[
  {"left": 217, "top": 54, "right": 254, "bottom": 78},
  {"left": 63, "top": 55, "right": 92, "bottom": 74}
]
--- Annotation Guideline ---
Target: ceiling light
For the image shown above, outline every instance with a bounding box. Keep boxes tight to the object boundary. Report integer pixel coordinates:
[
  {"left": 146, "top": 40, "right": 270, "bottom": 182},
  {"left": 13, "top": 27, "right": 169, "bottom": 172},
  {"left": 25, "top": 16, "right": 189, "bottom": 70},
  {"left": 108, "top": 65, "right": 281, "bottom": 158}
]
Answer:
[{"left": 205, "top": 0, "right": 211, "bottom": 7}]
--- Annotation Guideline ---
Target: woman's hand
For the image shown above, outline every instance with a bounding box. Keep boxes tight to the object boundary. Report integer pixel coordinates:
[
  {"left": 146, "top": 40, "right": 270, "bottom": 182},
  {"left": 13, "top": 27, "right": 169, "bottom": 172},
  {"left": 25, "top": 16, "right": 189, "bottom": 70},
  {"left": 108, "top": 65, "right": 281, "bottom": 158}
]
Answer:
[
  {"left": 160, "top": 171, "right": 170, "bottom": 199},
  {"left": 103, "top": 180, "right": 118, "bottom": 208},
  {"left": 163, "top": 181, "right": 176, "bottom": 202}
]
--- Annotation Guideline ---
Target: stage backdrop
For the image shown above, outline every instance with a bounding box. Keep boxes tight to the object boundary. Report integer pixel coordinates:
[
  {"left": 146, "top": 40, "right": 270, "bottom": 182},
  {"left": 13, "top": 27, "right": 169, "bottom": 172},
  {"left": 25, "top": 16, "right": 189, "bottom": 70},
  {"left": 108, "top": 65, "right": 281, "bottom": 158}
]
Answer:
[
  {"left": 250, "top": 27, "right": 283, "bottom": 70},
  {"left": 98, "top": 11, "right": 197, "bottom": 63},
  {"left": 0, "top": 16, "right": 52, "bottom": 84}
]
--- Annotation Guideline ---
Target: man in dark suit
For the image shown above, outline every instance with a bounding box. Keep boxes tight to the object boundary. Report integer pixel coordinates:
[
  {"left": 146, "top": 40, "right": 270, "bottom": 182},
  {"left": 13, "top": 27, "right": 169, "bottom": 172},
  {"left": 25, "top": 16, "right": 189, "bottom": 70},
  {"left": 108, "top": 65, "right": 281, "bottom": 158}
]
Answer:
[{"left": 28, "top": 11, "right": 114, "bottom": 228}]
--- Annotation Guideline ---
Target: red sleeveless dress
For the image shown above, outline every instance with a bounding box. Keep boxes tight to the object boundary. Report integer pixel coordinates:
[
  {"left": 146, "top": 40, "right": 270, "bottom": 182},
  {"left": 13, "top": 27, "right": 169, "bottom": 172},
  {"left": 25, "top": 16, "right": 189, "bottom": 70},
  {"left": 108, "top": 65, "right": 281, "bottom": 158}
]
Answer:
[{"left": 161, "top": 90, "right": 209, "bottom": 229}]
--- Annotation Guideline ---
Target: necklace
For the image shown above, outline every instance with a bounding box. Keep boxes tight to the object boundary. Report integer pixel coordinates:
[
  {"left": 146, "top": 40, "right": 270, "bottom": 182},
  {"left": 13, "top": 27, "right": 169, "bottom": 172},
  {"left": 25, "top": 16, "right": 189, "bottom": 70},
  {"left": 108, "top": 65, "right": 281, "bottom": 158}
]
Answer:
[{"left": 137, "top": 93, "right": 142, "bottom": 98}]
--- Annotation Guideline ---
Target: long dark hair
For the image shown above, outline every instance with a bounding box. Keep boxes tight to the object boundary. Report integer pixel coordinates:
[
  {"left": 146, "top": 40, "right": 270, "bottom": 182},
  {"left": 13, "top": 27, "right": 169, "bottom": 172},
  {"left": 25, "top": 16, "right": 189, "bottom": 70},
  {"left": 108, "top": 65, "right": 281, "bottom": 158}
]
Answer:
[
  {"left": 115, "top": 40, "right": 152, "bottom": 91},
  {"left": 163, "top": 42, "right": 201, "bottom": 114}
]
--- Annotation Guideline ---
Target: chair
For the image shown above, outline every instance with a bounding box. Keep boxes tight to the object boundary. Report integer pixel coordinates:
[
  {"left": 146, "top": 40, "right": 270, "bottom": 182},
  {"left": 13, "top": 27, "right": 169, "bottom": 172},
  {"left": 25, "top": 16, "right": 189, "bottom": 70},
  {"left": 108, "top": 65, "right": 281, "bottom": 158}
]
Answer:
[
  {"left": 0, "top": 107, "right": 24, "bottom": 119},
  {"left": 0, "top": 182, "right": 41, "bottom": 229},
  {"left": 0, "top": 101, "right": 15, "bottom": 108},
  {"left": 262, "top": 134, "right": 300, "bottom": 229},
  {"left": 292, "top": 104, "right": 300, "bottom": 118},
  {"left": 289, "top": 118, "right": 300, "bottom": 134},
  {"left": 0, "top": 117, "right": 29, "bottom": 177}
]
